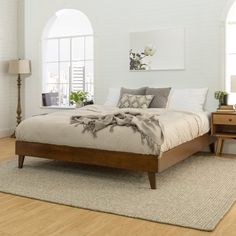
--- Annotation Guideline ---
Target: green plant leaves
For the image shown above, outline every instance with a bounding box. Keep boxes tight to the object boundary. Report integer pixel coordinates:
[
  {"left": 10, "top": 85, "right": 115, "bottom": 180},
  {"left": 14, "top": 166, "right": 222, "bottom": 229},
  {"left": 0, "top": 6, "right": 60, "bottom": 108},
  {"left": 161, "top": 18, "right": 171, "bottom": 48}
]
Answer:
[{"left": 70, "top": 90, "right": 88, "bottom": 104}]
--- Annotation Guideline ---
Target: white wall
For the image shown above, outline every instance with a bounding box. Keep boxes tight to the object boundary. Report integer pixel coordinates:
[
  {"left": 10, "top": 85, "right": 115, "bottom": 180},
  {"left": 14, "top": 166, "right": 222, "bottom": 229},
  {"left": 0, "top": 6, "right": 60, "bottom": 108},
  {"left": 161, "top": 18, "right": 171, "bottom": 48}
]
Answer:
[
  {"left": 0, "top": 0, "right": 18, "bottom": 137},
  {"left": 18, "top": 0, "right": 25, "bottom": 118},
  {"left": 22, "top": 0, "right": 236, "bottom": 153}
]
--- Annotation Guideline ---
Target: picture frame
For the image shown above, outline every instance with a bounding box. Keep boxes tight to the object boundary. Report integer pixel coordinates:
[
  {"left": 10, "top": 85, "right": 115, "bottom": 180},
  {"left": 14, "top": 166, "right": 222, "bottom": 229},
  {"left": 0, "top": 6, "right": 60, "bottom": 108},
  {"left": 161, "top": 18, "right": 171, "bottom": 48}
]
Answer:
[{"left": 130, "top": 28, "right": 185, "bottom": 71}]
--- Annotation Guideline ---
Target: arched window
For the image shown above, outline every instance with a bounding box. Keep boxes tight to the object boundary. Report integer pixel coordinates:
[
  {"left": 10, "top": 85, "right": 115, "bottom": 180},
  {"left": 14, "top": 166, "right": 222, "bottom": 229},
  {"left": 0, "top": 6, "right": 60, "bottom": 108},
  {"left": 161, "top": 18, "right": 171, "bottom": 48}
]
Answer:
[
  {"left": 226, "top": 2, "right": 236, "bottom": 103},
  {"left": 42, "top": 9, "right": 94, "bottom": 107}
]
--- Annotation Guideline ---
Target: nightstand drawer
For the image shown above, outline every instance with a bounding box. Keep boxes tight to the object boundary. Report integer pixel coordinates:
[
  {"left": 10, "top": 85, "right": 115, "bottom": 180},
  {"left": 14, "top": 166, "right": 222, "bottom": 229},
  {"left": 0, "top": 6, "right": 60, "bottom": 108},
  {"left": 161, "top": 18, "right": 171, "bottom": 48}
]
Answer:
[{"left": 213, "top": 114, "right": 236, "bottom": 125}]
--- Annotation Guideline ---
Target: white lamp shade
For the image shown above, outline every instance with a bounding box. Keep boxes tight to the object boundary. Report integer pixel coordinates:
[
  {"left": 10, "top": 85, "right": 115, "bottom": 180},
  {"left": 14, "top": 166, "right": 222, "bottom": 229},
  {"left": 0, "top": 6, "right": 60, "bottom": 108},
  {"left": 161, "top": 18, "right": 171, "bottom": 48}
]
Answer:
[
  {"left": 231, "top": 75, "right": 236, "bottom": 93},
  {"left": 8, "top": 59, "right": 31, "bottom": 74}
]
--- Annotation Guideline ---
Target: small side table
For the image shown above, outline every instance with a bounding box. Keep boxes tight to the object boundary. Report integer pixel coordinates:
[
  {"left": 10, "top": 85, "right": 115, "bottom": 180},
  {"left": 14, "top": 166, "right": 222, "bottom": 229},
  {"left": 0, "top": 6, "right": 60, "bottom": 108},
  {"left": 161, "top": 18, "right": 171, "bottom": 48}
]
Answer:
[{"left": 211, "top": 111, "right": 236, "bottom": 156}]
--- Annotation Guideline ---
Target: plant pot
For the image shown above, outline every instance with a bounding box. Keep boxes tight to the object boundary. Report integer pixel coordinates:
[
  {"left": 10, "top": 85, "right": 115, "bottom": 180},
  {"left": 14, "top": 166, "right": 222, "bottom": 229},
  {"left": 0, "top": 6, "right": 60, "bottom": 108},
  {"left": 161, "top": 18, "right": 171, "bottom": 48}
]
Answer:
[
  {"left": 223, "top": 95, "right": 228, "bottom": 105},
  {"left": 76, "top": 102, "right": 83, "bottom": 108},
  {"left": 219, "top": 95, "right": 228, "bottom": 107}
]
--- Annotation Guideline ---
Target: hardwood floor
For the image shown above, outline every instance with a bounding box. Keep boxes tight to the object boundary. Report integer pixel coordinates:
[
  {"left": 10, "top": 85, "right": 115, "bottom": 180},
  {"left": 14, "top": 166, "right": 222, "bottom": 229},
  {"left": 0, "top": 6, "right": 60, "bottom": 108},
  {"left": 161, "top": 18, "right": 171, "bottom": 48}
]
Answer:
[{"left": 0, "top": 138, "right": 236, "bottom": 236}]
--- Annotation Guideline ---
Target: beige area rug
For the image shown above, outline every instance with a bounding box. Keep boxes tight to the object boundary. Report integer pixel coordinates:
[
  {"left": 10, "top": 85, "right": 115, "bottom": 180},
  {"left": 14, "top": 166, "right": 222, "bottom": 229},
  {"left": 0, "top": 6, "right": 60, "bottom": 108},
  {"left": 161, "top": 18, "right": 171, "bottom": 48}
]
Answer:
[{"left": 0, "top": 155, "right": 236, "bottom": 231}]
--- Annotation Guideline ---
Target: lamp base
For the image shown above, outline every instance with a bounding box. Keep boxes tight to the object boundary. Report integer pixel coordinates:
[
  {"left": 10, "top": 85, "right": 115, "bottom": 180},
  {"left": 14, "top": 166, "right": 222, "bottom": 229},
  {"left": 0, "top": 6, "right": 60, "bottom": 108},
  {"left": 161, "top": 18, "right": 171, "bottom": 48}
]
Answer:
[{"left": 11, "top": 73, "right": 22, "bottom": 139}]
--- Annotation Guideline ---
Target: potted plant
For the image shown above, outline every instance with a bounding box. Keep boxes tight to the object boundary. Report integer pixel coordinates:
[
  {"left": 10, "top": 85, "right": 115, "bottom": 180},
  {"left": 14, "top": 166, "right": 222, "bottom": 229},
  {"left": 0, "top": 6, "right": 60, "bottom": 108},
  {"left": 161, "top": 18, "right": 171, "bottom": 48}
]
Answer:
[
  {"left": 214, "top": 91, "right": 228, "bottom": 107},
  {"left": 70, "top": 90, "right": 88, "bottom": 108}
]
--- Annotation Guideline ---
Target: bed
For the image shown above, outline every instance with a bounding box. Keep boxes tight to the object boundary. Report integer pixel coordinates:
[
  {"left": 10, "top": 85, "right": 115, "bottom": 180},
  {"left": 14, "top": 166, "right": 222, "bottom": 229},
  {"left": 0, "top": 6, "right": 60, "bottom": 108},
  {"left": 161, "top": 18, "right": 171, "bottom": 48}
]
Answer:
[{"left": 15, "top": 105, "right": 215, "bottom": 189}]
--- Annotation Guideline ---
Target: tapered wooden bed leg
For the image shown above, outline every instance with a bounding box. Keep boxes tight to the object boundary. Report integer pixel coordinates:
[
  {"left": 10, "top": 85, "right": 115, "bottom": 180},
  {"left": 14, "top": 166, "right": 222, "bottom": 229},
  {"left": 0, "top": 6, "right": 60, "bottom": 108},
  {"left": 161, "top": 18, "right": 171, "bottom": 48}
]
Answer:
[
  {"left": 148, "top": 172, "right": 156, "bottom": 189},
  {"left": 209, "top": 142, "right": 215, "bottom": 153},
  {"left": 18, "top": 155, "right": 25, "bottom": 169}
]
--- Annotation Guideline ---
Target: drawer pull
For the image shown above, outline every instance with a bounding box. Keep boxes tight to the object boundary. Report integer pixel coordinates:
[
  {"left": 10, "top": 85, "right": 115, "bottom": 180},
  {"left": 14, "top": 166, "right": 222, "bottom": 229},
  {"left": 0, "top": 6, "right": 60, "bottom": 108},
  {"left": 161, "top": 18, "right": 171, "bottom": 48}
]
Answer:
[{"left": 229, "top": 119, "right": 232, "bottom": 122}]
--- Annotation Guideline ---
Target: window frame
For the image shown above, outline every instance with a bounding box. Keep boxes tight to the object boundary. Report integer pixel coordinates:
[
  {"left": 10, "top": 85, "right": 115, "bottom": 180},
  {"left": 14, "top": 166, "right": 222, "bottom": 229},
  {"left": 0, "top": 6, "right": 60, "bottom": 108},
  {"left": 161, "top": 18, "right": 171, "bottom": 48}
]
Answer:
[{"left": 43, "top": 34, "right": 94, "bottom": 107}]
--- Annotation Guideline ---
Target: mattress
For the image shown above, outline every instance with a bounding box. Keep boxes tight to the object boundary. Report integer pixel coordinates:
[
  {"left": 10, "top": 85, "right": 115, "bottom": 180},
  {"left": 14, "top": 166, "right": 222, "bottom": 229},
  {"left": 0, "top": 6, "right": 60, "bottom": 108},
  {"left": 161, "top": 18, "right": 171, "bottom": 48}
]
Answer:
[{"left": 16, "top": 105, "right": 210, "bottom": 156}]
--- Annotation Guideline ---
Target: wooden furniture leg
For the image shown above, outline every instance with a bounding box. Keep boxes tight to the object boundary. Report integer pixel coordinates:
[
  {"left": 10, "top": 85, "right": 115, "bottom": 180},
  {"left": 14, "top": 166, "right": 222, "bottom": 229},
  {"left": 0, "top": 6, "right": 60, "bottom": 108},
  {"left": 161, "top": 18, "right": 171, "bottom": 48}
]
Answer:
[
  {"left": 209, "top": 142, "right": 215, "bottom": 153},
  {"left": 148, "top": 172, "right": 156, "bottom": 190},
  {"left": 220, "top": 139, "right": 225, "bottom": 154},
  {"left": 18, "top": 155, "right": 25, "bottom": 169},
  {"left": 216, "top": 138, "right": 223, "bottom": 156}
]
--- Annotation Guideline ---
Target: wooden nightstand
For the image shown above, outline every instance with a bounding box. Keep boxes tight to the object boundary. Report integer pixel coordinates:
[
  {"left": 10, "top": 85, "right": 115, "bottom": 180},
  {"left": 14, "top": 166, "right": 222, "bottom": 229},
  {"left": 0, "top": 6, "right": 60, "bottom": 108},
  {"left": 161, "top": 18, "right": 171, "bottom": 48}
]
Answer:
[{"left": 211, "top": 111, "right": 236, "bottom": 156}]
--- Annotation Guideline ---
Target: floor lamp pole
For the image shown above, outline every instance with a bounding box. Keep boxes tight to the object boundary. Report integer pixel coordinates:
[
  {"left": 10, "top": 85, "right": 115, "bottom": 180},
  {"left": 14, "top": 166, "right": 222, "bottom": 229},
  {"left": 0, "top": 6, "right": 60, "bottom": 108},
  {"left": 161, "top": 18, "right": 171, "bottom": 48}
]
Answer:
[
  {"left": 16, "top": 73, "right": 22, "bottom": 126},
  {"left": 11, "top": 74, "right": 22, "bottom": 138}
]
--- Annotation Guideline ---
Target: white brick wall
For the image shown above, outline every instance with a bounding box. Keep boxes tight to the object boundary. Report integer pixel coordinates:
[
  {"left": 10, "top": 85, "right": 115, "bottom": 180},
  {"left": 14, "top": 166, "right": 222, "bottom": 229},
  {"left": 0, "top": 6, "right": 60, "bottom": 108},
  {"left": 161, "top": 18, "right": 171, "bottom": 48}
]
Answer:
[{"left": 0, "top": 0, "right": 18, "bottom": 137}]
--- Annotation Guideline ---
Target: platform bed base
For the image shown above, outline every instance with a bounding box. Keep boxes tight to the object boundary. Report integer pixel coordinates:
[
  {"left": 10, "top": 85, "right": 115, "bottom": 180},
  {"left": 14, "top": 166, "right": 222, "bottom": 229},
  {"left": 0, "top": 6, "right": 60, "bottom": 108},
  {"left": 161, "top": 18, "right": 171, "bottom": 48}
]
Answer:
[{"left": 15, "top": 134, "right": 214, "bottom": 189}]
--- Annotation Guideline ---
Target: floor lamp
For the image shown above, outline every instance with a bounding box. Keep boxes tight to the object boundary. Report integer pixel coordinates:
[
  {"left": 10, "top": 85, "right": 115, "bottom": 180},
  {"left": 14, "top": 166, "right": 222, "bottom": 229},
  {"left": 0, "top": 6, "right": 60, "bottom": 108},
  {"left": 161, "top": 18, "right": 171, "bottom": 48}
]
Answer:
[{"left": 8, "top": 59, "right": 31, "bottom": 137}]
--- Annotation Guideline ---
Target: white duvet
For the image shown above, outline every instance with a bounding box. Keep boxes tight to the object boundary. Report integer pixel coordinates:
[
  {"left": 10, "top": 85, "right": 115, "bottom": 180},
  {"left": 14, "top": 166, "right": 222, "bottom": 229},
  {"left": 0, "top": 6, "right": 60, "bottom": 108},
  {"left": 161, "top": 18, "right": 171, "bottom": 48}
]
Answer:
[{"left": 16, "top": 105, "right": 210, "bottom": 157}]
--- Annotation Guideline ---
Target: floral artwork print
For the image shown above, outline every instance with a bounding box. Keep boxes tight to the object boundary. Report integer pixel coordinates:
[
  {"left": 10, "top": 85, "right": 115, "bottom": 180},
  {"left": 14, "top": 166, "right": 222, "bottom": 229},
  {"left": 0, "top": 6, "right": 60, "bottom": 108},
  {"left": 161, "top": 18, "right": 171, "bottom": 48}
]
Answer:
[
  {"left": 130, "top": 29, "right": 185, "bottom": 71},
  {"left": 130, "top": 46, "right": 156, "bottom": 70}
]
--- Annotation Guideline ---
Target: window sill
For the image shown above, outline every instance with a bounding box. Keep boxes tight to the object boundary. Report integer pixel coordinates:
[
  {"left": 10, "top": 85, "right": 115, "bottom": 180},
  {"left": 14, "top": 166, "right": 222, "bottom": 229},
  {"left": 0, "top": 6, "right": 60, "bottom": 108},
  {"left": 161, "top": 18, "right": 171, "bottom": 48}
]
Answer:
[{"left": 40, "top": 105, "right": 76, "bottom": 110}]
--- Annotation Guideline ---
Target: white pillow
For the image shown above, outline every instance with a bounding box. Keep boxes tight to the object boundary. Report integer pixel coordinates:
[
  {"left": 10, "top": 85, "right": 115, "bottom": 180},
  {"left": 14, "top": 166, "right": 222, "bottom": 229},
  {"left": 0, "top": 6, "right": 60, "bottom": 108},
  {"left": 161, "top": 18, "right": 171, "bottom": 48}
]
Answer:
[
  {"left": 104, "top": 88, "right": 121, "bottom": 106},
  {"left": 168, "top": 88, "right": 208, "bottom": 112}
]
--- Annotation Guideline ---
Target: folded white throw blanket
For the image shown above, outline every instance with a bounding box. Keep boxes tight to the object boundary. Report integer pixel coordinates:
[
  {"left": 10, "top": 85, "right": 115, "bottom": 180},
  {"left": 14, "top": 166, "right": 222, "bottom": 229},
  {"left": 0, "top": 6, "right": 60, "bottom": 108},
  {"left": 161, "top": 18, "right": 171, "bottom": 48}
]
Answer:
[{"left": 71, "top": 110, "right": 163, "bottom": 155}]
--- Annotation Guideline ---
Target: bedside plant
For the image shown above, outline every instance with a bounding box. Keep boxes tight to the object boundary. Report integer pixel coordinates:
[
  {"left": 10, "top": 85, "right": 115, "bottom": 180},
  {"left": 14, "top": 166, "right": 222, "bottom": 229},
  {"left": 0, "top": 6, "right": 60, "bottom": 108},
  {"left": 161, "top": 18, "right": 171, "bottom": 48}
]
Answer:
[
  {"left": 70, "top": 91, "right": 88, "bottom": 108},
  {"left": 214, "top": 91, "right": 228, "bottom": 108}
]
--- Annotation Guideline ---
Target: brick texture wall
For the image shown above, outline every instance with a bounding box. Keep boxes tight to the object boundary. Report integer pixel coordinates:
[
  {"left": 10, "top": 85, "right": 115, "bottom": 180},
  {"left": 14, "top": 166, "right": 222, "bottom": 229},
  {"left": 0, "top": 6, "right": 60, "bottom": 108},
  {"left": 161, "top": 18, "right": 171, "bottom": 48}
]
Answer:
[{"left": 0, "top": 0, "right": 18, "bottom": 137}]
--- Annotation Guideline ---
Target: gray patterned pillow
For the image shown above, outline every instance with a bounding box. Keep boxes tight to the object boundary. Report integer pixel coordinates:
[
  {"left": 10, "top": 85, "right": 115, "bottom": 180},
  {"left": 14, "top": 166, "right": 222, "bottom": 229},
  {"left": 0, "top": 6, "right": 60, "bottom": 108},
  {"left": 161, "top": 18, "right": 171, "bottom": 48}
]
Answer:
[{"left": 118, "top": 94, "right": 154, "bottom": 109}]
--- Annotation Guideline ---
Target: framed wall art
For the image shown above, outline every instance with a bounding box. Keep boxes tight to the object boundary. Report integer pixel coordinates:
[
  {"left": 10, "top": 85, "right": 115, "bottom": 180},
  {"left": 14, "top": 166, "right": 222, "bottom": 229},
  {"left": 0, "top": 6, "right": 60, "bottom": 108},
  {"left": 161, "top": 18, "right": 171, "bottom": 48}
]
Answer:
[{"left": 130, "top": 28, "right": 185, "bottom": 71}]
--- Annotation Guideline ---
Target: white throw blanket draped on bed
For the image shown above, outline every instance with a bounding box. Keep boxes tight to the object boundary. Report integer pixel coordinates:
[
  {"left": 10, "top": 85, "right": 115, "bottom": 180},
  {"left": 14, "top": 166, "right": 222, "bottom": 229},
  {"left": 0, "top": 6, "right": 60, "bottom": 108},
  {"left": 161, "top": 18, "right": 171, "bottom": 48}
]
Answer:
[{"left": 71, "top": 110, "right": 164, "bottom": 155}]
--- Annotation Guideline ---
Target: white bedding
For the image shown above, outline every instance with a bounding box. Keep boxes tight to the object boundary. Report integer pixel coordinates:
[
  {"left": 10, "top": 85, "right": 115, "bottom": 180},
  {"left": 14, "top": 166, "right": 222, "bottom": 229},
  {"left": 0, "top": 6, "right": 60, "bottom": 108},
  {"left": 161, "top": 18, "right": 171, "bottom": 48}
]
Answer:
[{"left": 16, "top": 105, "right": 210, "bottom": 157}]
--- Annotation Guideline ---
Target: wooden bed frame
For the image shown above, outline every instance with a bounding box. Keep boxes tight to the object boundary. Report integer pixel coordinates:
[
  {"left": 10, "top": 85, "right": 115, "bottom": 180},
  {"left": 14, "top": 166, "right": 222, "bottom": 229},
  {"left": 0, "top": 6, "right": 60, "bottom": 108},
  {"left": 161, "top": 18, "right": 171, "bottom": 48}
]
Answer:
[{"left": 15, "top": 134, "right": 215, "bottom": 189}]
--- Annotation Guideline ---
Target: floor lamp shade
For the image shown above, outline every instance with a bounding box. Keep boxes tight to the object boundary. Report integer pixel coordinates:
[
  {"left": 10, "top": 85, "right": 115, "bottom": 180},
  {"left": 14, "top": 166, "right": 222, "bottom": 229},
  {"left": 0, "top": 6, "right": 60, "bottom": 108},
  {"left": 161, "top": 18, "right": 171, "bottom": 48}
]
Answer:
[{"left": 8, "top": 59, "right": 31, "bottom": 75}]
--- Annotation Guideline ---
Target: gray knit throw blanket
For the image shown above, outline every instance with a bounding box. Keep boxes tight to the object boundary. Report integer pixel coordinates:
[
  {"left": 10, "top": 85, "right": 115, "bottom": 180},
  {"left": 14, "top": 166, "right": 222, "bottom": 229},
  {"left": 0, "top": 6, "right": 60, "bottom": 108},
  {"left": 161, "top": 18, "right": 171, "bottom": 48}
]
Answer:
[{"left": 71, "top": 111, "right": 163, "bottom": 155}]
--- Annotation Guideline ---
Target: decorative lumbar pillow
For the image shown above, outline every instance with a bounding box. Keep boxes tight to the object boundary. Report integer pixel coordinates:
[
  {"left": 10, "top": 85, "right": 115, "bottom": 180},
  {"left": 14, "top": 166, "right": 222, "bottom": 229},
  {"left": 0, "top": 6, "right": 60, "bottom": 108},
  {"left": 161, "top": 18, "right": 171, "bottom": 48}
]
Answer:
[
  {"left": 120, "top": 87, "right": 147, "bottom": 98},
  {"left": 168, "top": 88, "right": 209, "bottom": 112},
  {"left": 104, "top": 88, "right": 121, "bottom": 106},
  {"left": 118, "top": 94, "right": 154, "bottom": 109},
  {"left": 146, "top": 87, "right": 171, "bottom": 108}
]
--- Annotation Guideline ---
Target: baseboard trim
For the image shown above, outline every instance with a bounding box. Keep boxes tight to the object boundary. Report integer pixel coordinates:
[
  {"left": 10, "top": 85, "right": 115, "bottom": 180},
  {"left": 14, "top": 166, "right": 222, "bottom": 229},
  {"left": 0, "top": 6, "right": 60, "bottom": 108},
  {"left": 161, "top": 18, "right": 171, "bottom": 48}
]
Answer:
[{"left": 0, "top": 128, "right": 14, "bottom": 138}]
